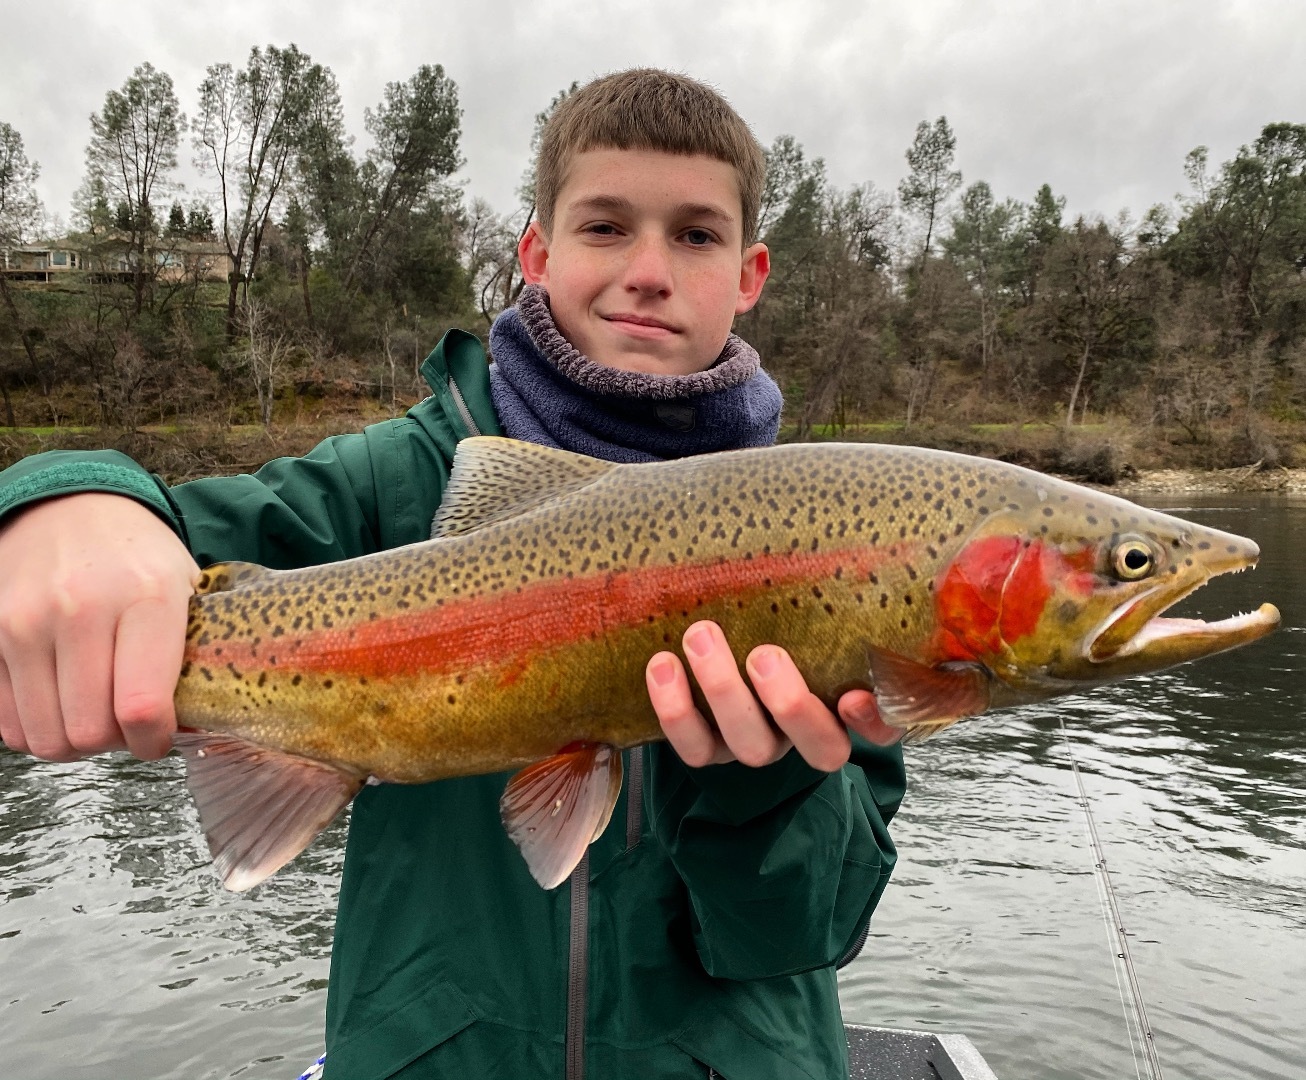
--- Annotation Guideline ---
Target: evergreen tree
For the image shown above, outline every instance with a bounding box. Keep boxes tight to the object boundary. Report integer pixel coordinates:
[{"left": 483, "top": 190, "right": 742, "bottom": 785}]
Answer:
[
  {"left": 167, "top": 201, "right": 187, "bottom": 235},
  {"left": 898, "top": 117, "right": 962, "bottom": 268}
]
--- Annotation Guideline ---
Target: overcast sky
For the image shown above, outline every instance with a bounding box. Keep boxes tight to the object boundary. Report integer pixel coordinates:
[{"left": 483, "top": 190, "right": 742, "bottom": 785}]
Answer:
[{"left": 2, "top": 0, "right": 1304, "bottom": 235}]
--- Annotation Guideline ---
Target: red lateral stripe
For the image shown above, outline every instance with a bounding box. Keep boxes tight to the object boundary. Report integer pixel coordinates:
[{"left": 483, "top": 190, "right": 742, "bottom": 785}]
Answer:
[{"left": 194, "top": 543, "right": 915, "bottom": 679}]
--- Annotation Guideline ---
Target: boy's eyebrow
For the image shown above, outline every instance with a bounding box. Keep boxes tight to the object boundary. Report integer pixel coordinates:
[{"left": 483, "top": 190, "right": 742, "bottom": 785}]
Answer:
[{"left": 567, "top": 194, "right": 737, "bottom": 227}]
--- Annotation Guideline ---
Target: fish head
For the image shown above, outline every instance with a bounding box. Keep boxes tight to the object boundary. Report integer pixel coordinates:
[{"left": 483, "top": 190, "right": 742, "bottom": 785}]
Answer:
[{"left": 930, "top": 488, "right": 1279, "bottom": 700}]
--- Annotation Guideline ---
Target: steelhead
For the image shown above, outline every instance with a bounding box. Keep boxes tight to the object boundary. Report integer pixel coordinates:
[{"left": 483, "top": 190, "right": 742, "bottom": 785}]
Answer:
[{"left": 172, "top": 437, "right": 1279, "bottom": 891}]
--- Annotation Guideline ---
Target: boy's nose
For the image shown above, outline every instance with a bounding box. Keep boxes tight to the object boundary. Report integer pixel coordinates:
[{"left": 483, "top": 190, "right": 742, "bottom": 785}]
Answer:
[{"left": 623, "top": 234, "right": 674, "bottom": 295}]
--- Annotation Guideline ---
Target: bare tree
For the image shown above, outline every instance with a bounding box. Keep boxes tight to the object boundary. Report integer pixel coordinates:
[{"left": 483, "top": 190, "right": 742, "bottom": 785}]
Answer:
[
  {"left": 195, "top": 44, "right": 337, "bottom": 337},
  {"left": 241, "top": 298, "right": 298, "bottom": 426},
  {"left": 1039, "top": 218, "right": 1152, "bottom": 429},
  {"left": 84, "top": 63, "right": 183, "bottom": 313},
  {"left": 0, "top": 121, "right": 51, "bottom": 422}
]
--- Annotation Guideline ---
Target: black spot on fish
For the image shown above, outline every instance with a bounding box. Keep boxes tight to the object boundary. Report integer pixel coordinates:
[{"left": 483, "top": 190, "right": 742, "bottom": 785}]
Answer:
[
  {"left": 292, "top": 674, "right": 302, "bottom": 686},
  {"left": 1042, "top": 507, "right": 1054, "bottom": 517},
  {"left": 323, "top": 679, "right": 333, "bottom": 689},
  {"left": 1198, "top": 541, "right": 1211, "bottom": 550}
]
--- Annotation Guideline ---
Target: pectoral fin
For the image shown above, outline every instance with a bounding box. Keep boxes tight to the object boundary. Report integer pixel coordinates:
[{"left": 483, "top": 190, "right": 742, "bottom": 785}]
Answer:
[
  {"left": 500, "top": 743, "right": 623, "bottom": 889},
  {"left": 867, "top": 646, "right": 991, "bottom": 741},
  {"left": 173, "top": 730, "right": 363, "bottom": 891}
]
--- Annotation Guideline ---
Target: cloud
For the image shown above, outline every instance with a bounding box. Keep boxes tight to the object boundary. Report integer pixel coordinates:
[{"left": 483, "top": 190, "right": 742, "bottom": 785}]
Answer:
[{"left": 1, "top": 0, "right": 1302, "bottom": 231}]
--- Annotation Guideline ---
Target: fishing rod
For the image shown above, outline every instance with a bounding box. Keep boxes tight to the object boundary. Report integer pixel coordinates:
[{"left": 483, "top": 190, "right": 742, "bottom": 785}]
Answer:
[{"left": 1058, "top": 716, "right": 1165, "bottom": 1080}]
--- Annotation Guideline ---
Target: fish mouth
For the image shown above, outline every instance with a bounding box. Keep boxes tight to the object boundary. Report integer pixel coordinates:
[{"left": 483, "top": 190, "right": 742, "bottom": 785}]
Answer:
[{"left": 1088, "top": 543, "right": 1280, "bottom": 668}]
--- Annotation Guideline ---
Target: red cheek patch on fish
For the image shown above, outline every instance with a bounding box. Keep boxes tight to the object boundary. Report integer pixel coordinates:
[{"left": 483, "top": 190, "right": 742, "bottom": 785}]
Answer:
[
  {"left": 936, "top": 536, "right": 1095, "bottom": 660},
  {"left": 935, "top": 535, "right": 1022, "bottom": 657}
]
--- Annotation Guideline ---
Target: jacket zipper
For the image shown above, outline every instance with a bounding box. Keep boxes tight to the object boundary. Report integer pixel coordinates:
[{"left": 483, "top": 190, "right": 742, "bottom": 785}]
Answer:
[
  {"left": 565, "top": 853, "right": 590, "bottom": 1080},
  {"left": 625, "top": 747, "right": 644, "bottom": 850},
  {"left": 567, "top": 751, "right": 644, "bottom": 1080},
  {"left": 448, "top": 378, "right": 481, "bottom": 437}
]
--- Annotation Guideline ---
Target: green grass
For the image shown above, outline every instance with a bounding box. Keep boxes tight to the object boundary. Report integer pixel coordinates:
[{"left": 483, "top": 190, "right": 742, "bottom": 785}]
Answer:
[{"left": 6, "top": 426, "right": 95, "bottom": 436}]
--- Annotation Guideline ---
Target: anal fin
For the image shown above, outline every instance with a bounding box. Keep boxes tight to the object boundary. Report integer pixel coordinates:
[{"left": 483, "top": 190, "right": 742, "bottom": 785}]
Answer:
[
  {"left": 500, "top": 743, "right": 623, "bottom": 889},
  {"left": 173, "top": 731, "right": 364, "bottom": 891},
  {"left": 868, "top": 646, "right": 991, "bottom": 742}
]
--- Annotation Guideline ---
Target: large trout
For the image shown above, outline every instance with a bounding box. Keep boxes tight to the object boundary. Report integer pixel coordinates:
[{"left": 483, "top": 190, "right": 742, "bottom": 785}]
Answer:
[{"left": 173, "top": 437, "right": 1279, "bottom": 891}]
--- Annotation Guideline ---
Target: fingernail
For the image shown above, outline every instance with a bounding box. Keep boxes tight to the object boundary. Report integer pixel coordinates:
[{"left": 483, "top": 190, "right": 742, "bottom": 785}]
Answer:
[
  {"left": 685, "top": 628, "right": 713, "bottom": 658},
  {"left": 650, "top": 660, "right": 676, "bottom": 687},
  {"left": 750, "top": 648, "right": 778, "bottom": 679}
]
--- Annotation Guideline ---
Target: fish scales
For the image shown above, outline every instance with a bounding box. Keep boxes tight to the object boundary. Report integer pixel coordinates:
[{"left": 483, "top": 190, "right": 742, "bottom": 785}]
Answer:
[
  {"left": 170, "top": 438, "right": 1279, "bottom": 891},
  {"left": 179, "top": 446, "right": 998, "bottom": 776}
]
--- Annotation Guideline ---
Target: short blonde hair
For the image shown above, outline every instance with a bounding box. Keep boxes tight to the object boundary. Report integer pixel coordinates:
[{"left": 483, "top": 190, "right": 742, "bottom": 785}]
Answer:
[{"left": 534, "top": 69, "right": 766, "bottom": 246}]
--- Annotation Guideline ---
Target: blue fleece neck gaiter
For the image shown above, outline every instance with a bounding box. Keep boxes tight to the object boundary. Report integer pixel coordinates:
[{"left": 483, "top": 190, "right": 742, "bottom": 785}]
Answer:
[{"left": 487, "top": 284, "right": 783, "bottom": 463}]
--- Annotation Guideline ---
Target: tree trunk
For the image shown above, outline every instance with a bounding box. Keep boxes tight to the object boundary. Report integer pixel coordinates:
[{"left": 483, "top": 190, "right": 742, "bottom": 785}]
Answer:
[
  {"left": 1, "top": 378, "right": 14, "bottom": 428},
  {"left": 225, "top": 275, "right": 240, "bottom": 340},
  {"left": 300, "top": 256, "right": 313, "bottom": 323},
  {"left": 1066, "top": 343, "right": 1092, "bottom": 429}
]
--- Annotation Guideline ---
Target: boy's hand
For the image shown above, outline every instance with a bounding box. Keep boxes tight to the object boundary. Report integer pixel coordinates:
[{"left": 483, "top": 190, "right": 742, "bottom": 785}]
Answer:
[
  {"left": 647, "top": 620, "right": 902, "bottom": 773},
  {"left": 0, "top": 494, "right": 200, "bottom": 763}
]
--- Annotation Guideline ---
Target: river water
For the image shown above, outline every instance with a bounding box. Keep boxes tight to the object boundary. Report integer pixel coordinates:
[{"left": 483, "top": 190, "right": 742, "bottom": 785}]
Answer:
[{"left": 1, "top": 494, "right": 1303, "bottom": 1080}]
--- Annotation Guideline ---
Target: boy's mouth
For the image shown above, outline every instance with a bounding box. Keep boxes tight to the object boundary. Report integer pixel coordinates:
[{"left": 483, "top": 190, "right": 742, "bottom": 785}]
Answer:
[{"left": 604, "top": 313, "right": 680, "bottom": 336}]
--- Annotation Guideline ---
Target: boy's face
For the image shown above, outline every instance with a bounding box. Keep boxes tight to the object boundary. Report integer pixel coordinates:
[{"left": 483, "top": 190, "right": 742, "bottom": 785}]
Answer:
[{"left": 518, "top": 148, "right": 769, "bottom": 376}]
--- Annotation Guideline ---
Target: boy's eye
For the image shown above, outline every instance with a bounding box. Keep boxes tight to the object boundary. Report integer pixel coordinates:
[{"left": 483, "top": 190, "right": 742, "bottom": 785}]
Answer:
[
  {"left": 584, "top": 222, "right": 620, "bottom": 236},
  {"left": 682, "top": 228, "right": 715, "bottom": 247}
]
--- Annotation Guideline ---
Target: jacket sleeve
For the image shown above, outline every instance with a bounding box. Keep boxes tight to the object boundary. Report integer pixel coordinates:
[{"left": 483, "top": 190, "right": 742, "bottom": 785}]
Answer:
[
  {"left": 647, "top": 735, "right": 905, "bottom": 980},
  {"left": 0, "top": 423, "right": 437, "bottom": 568}
]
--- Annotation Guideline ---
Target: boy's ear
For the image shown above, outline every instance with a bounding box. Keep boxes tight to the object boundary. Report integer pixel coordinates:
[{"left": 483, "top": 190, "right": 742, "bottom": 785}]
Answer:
[
  {"left": 735, "top": 242, "right": 770, "bottom": 316},
  {"left": 518, "top": 221, "right": 550, "bottom": 286}
]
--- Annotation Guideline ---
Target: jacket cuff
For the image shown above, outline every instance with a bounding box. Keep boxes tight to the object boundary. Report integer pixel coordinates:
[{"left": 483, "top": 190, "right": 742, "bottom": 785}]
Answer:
[{"left": 0, "top": 456, "right": 177, "bottom": 529}]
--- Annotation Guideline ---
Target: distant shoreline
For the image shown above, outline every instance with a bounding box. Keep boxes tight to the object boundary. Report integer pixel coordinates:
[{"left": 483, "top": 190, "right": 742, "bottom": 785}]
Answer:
[{"left": 1095, "top": 467, "right": 1306, "bottom": 497}]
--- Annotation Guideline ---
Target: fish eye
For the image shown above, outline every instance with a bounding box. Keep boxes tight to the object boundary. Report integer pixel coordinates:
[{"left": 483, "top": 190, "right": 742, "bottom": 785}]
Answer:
[{"left": 1112, "top": 539, "right": 1155, "bottom": 581}]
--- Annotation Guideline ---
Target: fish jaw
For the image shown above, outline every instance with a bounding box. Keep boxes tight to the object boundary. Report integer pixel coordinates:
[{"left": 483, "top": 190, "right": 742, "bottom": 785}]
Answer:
[{"left": 1091, "top": 602, "right": 1280, "bottom": 675}]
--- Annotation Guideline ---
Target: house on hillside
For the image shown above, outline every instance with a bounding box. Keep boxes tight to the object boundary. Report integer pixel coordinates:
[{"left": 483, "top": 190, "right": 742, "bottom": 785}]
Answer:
[
  {"left": 1, "top": 234, "right": 233, "bottom": 284},
  {"left": 0, "top": 242, "right": 85, "bottom": 280}
]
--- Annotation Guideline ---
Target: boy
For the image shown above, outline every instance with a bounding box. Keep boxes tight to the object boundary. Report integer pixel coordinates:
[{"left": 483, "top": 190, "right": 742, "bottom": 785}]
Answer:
[{"left": 0, "top": 70, "right": 905, "bottom": 1079}]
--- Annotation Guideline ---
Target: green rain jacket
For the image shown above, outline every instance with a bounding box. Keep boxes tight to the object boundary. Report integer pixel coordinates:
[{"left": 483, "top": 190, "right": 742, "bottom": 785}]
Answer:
[{"left": 0, "top": 331, "right": 906, "bottom": 1080}]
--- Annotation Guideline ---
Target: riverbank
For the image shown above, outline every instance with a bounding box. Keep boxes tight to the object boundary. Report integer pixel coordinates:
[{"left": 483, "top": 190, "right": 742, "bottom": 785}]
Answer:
[
  {"left": 1105, "top": 464, "right": 1306, "bottom": 495},
  {"left": 5, "top": 416, "right": 1306, "bottom": 496}
]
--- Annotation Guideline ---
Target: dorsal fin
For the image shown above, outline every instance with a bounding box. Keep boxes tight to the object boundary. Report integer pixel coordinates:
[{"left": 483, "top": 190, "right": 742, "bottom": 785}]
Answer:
[
  {"left": 194, "top": 561, "right": 274, "bottom": 595},
  {"left": 433, "top": 436, "right": 619, "bottom": 537}
]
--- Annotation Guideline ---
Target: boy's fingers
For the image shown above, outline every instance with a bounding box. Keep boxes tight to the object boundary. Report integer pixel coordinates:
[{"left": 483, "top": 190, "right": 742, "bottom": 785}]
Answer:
[
  {"left": 746, "top": 646, "right": 850, "bottom": 772},
  {"left": 56, "top": 609, "right": 125, "bottom": 756},
  {"left": 838, "top": 690, "right": 903, "bottom": 747},
  {"left": 682, "top": 622, "right": 785, "bottom": 768},
  {"left": 646, "top": 651, "right": 727, "bottom": 767},
  {"left": 0, "top": 659, "right": 28, "bottom": 755},
  {"left": 5, "top": 641, "right": 76, "bottom": 762},
  {"left": 113, "top": 593, "right": 187, "bottom": 761}
]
